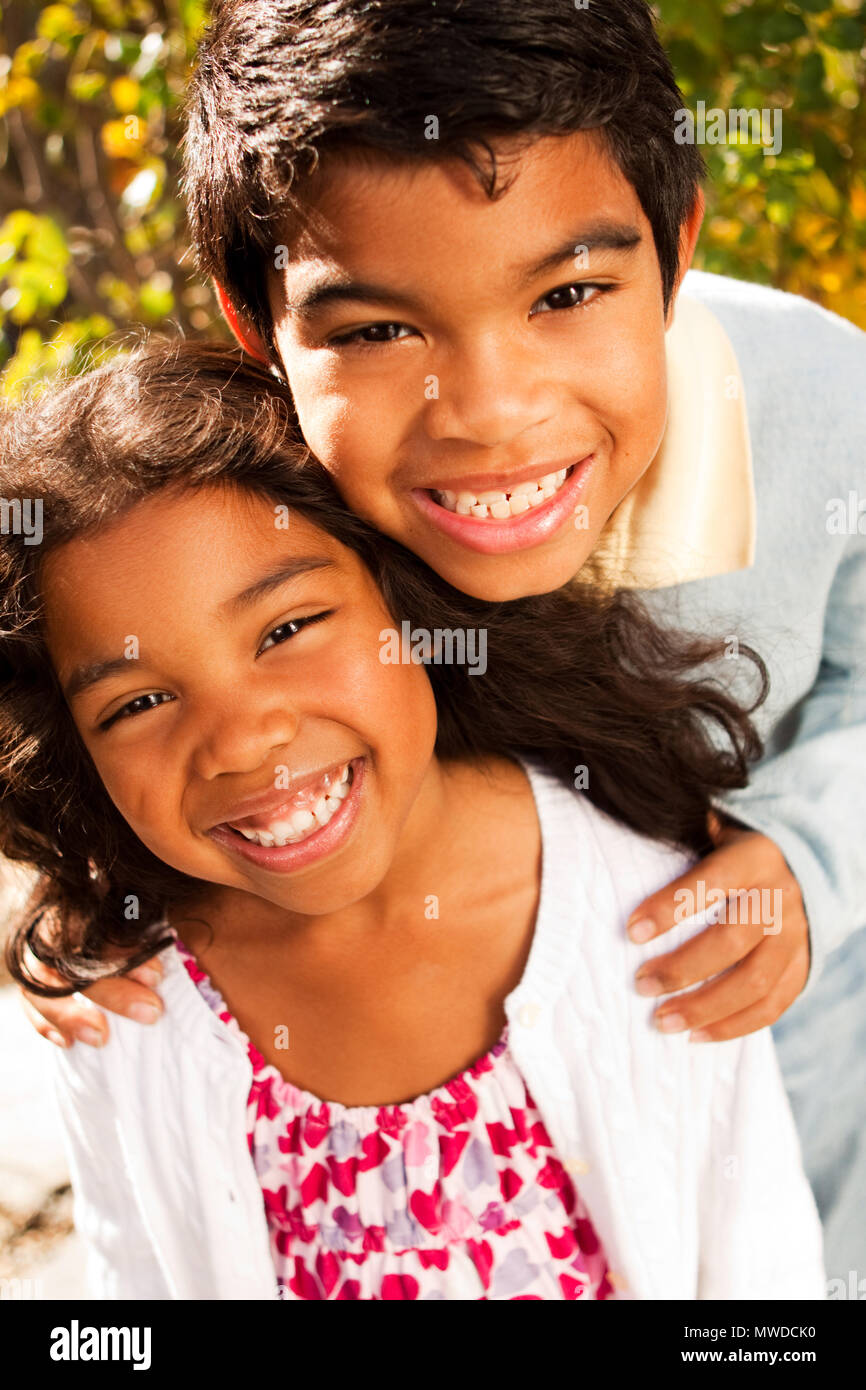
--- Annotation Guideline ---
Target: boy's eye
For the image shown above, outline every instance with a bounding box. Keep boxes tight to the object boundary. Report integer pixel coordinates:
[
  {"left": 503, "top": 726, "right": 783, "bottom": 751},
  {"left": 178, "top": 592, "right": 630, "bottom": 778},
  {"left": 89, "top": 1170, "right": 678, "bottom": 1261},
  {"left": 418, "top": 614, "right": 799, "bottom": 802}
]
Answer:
[
  {"left": 257, "top": 608, "right": 334, "bottom": 654},
  {"left": 328, "top": 322, "right": 416, "bottom": 347},
  {"left": 530, "top": 282, "right": 608, "bottom": 315}
]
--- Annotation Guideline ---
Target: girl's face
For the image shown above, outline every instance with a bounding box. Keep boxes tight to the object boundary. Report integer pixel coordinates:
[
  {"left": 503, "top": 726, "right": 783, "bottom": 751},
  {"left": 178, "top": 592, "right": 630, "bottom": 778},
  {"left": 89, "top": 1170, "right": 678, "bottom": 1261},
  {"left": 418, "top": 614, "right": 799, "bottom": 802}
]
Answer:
[{"left": 40, "top": 484, "right": 439, "bottom": 917}]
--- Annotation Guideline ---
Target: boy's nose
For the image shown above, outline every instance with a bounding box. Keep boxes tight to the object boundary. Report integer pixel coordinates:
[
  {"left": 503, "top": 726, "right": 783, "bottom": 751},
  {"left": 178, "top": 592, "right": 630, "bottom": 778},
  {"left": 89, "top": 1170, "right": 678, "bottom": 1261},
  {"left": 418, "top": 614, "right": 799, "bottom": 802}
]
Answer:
[{"left": 423, "top": 339, "right": 555, "bottom": 447}]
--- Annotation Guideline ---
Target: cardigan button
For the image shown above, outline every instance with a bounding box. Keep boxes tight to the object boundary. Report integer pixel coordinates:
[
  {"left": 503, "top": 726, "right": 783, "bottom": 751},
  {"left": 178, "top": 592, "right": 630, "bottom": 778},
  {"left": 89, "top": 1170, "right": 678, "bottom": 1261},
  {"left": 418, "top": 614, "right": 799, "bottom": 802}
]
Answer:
[
  {"left": 564, "top": 1156, "right": 590, "bottom": 1175},
  {"left": 516, "top": 1000, "right": 541, "bottom": 1028}
]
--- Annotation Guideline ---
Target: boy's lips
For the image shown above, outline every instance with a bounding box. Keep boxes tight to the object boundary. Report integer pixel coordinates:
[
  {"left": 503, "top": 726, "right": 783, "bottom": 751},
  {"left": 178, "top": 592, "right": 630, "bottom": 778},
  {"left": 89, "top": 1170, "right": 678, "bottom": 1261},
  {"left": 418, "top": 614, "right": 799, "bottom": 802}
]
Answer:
[
  {"left": 207, "top": 756, "right": 366, "bottom": 874},
  {"left": 410, "top": 454, "right": 596, "bottom": 555}
]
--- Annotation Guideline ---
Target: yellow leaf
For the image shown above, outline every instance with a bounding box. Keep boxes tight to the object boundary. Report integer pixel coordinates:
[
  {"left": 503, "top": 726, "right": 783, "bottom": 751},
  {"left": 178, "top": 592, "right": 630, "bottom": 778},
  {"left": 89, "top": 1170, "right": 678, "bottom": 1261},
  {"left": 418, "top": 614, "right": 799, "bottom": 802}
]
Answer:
[
  {"left": 109, "top": 76, "right": 141, "bottom": 113},
  {"left": 101, "top": 117, "right": 145, "bottom": 158}
]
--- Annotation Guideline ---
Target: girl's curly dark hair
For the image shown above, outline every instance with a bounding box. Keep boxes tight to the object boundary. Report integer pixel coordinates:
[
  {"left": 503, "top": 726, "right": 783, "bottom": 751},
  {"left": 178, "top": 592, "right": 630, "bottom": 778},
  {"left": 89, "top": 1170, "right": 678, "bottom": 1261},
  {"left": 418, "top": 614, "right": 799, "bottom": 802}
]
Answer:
[{"left": 0, "top": 338, "right": 767, "bottom": 996}]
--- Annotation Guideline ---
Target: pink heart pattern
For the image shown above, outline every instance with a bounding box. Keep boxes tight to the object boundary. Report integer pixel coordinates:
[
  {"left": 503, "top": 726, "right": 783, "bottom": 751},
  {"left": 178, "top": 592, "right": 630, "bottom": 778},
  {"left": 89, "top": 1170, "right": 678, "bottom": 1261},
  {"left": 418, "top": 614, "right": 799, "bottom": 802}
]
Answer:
[{"left": 177, "top": 939, "right": 614, "bottom": 1302}]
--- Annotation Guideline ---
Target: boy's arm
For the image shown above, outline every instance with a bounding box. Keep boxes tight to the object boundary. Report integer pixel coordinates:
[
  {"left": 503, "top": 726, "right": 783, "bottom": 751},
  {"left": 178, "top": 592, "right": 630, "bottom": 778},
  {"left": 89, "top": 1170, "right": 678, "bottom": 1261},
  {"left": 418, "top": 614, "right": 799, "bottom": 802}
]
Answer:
[
  {"left": 718, "top": 525, "right": 866, "bottom": 992},
  {"left": 629, "top": 523, "right": 866, "bottom": 1034}
]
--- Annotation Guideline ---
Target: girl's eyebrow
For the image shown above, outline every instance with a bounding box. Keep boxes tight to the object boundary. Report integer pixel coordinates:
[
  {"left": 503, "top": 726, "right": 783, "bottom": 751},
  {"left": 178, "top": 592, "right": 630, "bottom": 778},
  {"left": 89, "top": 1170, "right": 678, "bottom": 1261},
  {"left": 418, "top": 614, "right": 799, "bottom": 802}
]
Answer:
[
  {"left": 221, "top": 555, "right": 336, "bottom": 614},
  {"left": 63, "top": 554, "right": 337, "bottom": 701}
]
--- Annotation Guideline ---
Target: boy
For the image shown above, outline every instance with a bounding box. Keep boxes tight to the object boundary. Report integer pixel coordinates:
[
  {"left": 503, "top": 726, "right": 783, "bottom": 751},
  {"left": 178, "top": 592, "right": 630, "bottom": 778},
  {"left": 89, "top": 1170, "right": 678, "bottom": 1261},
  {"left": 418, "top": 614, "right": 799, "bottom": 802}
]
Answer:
[{"left": 20, "top": 0, "right": 866, "bottom": 1283}]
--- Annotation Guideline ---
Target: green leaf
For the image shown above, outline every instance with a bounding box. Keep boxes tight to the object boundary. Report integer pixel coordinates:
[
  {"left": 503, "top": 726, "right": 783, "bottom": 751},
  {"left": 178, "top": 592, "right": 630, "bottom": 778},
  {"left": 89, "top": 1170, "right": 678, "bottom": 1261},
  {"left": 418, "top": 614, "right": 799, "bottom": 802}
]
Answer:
[
  {"left": 822, "top": 16, "right": 865, "bottom": 50},
  {"left": 69, "top": 71, "right": 108, "bottom": 102},
  {"left": 761, "top": 13, "right": 809, "bottom": 45}
]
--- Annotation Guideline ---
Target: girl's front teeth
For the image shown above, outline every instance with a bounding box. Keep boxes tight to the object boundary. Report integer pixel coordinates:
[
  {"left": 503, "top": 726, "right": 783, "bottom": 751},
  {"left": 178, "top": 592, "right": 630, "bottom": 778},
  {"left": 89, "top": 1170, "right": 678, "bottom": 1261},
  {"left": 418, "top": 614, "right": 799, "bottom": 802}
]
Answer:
[
  {"left": 432, "top": 468, "right": 570, "bottom": 518},
  {"left": 230, "top": 763, "right": 353, "bottom": 848}
]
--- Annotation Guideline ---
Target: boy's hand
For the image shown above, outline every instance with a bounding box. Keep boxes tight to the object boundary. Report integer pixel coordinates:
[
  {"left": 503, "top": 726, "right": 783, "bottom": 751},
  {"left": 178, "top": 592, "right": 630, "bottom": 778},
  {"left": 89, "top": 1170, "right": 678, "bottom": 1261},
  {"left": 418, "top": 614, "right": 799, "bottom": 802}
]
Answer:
[
  {"left": 628, "top": 817, "right": 810, "bottom": 1042},
  {"left": 17, "top": 943, "right": 164, "bottom": 1048}
]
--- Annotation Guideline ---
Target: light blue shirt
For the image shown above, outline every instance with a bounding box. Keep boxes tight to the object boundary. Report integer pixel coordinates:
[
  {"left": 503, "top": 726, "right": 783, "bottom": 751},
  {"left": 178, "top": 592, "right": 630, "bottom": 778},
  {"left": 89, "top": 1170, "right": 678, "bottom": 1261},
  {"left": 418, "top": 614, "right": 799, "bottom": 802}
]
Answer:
[{"left": 643, "top": 269, "right": 866, "bottom": 1001}]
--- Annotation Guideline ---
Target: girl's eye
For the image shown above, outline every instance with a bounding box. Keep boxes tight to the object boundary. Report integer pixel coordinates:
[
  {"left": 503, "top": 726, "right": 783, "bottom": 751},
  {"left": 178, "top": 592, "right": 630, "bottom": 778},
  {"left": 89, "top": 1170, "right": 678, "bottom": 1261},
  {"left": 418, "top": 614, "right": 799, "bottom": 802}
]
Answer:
[
  {"left": 99, "top": 691, "right": 173, "bottom": 731},
  {"left": 98, "top": 611, "right": 335, "bottom": 730},
  {"left": 328, "top": 322, "right": 416, "bottom": 348},
  {"left": 530, "top": 282, "right": 610, "bottom": 316},
  {"left": 257, "top": 608, "right": 334, "bottom": 654}
]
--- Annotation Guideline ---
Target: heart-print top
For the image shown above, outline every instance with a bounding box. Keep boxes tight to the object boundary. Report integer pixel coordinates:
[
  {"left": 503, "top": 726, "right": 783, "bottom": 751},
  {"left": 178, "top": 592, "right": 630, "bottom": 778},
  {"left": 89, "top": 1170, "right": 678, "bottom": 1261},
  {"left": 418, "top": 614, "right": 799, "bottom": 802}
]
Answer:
[{"left": 174, "top": 937, "right": 613, "bottom": 1300}]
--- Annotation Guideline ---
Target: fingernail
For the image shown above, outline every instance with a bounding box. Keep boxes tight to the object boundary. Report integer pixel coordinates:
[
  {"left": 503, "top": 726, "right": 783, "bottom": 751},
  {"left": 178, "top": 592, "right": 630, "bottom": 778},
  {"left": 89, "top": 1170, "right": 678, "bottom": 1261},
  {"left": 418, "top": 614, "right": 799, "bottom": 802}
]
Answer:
[
  {"left": 128, "top": 966, "right": 162, "bottom": 989},
  {"left": 628, "top": 918, "right": 655, "bottom": 943},
  {"left": 656, "top": 1012, "right": 686, "bottom": 1033},
  {"left": 128, "top": 1002, "right": 161, "bottom": 1024},
  {"left": 635, "top": 975, "right": 663, "bottom": 997},
  {"left": 689, "top": 1029, "right": 712, "bottom": 1043},
  {"left": 76, "top": 1026, "right": 105, "bottom": 1047},
  {"left": 46, "top": 1029, "right": 68, "bottom": 1048}
]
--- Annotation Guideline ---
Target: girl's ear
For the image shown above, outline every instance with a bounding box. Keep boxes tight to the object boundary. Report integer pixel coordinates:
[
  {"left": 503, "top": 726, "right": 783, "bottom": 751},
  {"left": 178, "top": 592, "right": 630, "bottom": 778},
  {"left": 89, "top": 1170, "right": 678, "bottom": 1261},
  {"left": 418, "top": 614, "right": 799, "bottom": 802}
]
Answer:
[{"left": 214, "top": 281, "right": 272, "bottom": 364}]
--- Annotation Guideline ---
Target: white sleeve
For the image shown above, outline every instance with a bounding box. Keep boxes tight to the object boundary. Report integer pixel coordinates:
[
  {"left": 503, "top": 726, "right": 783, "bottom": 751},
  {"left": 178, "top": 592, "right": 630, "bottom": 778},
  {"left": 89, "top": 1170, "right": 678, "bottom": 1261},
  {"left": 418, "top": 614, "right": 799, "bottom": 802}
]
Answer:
[
  {"left": 697, "top": 1026, "right": 826, "bottom": 1300},
  {"left": 50, "top": 1039, "right": 172, "bottom": 1300}
]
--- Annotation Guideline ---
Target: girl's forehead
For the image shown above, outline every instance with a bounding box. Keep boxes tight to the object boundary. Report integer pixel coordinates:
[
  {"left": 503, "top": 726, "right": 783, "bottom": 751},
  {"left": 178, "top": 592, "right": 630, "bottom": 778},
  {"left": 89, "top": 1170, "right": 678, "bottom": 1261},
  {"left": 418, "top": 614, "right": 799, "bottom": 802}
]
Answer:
[{"left": 40, "top": 485, "right": 360, "bottom": 633}]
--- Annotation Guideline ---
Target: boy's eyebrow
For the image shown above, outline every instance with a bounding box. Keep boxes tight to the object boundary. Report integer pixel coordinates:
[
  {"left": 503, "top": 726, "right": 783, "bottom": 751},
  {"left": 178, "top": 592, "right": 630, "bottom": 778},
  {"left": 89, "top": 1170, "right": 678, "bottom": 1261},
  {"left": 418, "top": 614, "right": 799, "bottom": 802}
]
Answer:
[
  {"left": 285, "top": 276, "right": 424, "bottom": 318},
  {"left": 64, "top": 555, "right": 336, "bottom": 700},
  {"left": 283, "top": 219, "right": 642, "bottom": 316},
  {"left": 517, "top": 221, "right": 643, "bottom": 286}
]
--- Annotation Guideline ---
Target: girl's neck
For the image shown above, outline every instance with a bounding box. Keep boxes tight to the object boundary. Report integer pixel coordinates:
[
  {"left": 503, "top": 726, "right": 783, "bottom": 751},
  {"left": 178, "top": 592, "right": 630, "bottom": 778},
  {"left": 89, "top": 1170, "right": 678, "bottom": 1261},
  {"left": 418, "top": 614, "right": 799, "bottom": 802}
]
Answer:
[{"left": 172, "top": 753, "right": 534, "bottom": 952}]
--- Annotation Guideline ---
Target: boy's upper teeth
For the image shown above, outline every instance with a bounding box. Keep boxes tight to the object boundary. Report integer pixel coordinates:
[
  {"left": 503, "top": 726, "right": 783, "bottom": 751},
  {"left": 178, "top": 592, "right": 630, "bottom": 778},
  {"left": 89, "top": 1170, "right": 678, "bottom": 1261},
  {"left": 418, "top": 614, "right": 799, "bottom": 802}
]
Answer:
[
  {"left": 432, "top": 468, "right": 569, "bottom": 517},
  {"left": 227, "top": 761, "right": 353, "bottom": 847}
]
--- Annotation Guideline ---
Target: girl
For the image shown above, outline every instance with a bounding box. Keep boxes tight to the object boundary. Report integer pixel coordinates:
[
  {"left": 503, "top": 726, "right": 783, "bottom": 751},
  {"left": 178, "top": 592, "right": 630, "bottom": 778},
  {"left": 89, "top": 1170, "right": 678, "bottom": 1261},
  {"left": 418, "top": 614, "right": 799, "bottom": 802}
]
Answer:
[{"left": 0, "top": 341, "right": 823, "bottom": 1300}]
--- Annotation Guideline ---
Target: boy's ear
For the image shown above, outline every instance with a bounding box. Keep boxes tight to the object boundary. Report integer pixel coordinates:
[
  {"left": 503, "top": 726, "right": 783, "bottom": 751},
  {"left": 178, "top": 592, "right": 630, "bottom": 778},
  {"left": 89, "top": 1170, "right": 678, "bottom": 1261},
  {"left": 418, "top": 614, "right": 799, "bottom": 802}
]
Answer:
[
  {"left": 214, "top": 281, "right": 272, "bottom": 365},
  {"left": 667, "top": 189, "right": 706, "bottom": 326}
]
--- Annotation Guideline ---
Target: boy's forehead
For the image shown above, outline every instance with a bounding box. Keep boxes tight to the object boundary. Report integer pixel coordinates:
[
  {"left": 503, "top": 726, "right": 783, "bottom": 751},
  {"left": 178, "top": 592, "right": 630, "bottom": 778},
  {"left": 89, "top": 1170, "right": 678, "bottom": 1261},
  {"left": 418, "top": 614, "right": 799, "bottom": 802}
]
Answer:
[{"left": 271, "top": 131, "right": 647, "bottom": 296}]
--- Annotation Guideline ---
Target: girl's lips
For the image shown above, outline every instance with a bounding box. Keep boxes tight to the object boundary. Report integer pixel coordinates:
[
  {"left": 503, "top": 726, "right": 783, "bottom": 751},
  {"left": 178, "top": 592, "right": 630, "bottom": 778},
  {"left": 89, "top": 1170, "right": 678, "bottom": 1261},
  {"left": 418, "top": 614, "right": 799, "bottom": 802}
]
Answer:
[
  {"left": 410, "top": 454, "right": 596, "bottom": 556},
  {"left": 207, "top": 756, "right": 366, "bottom": 874}
]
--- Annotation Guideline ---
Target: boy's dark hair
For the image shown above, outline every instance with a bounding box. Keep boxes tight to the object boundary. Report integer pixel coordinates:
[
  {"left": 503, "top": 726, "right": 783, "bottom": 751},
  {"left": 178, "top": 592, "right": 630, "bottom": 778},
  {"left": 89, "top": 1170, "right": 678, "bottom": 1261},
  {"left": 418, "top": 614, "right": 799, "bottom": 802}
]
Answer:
[
  {"left": 184, "top": 0, "right": 706, "bottom": 360},
  {"left": 0, "top": 339, "right": 763, "bottom": 997}
]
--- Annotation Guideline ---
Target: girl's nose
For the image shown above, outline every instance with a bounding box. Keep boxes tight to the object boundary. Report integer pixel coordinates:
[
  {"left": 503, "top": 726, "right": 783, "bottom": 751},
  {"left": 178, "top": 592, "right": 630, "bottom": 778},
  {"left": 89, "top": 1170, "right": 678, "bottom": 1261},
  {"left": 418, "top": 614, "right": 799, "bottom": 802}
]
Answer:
[
  {"left": 191, "top": 693, "right": 301, "bottom": 783},
  {"left": 423, "top": 337, "right": 555, "bottom": 447}
]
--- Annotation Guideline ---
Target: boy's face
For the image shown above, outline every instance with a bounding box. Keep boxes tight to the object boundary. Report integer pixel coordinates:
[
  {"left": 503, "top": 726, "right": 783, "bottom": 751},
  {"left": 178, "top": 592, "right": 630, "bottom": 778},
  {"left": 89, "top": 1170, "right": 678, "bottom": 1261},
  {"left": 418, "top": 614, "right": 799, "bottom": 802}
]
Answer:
[{"left": 265, "top": 131, "right": 702, "bottom": 601}]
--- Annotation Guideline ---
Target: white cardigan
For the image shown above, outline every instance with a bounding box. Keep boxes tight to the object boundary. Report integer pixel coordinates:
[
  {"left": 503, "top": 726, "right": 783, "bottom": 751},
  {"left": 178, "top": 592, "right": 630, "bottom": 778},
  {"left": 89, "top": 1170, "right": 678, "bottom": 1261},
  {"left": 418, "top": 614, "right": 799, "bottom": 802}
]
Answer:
[{"left": 51, "top": 761, "right": 826, "bottom": 1300}]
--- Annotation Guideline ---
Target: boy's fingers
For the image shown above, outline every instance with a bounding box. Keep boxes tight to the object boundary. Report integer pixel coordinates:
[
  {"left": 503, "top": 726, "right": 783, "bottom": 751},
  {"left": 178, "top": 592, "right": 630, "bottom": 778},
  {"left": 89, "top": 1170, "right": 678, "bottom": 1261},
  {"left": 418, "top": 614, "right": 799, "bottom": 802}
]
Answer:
[
  {"left": 627, "top": 834, "right": 768, "bottom": 942},
  {"left": 79, "top": 975, "right": 164, "bottom": 1025},
  {"left": 685, "top": 958, "right": 809, "bottom": 1044},
  {"left": 634, "top": 918, "right": 763, "bottom": 996},
  {"left": 650, "top": 940, "right": 790, "bottom": 1036},
  {"left": 19, "top": 993, "right": 74, "bottom": 1048},
  {"left": 17, "top": 973, "right": 163, "bottom": 1047},
  {"left": 19, "top": 986, "right": 110, "bottom": 1047}
]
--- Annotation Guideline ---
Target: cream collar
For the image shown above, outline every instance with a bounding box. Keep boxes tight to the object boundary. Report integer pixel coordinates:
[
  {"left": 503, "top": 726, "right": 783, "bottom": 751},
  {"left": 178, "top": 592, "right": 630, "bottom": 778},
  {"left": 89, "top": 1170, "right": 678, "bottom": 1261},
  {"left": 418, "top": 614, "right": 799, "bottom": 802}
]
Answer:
[{"left": 583, "top": 293, "right": 756, "bottom": 591}]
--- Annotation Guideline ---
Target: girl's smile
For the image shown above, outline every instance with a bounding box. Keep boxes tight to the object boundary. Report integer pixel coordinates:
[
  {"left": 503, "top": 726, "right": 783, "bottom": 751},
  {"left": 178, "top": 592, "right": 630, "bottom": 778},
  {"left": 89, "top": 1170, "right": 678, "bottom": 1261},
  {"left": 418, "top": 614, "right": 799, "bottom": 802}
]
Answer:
[{"left": 207, "top": 754, "right": 366, "bottom": 872}]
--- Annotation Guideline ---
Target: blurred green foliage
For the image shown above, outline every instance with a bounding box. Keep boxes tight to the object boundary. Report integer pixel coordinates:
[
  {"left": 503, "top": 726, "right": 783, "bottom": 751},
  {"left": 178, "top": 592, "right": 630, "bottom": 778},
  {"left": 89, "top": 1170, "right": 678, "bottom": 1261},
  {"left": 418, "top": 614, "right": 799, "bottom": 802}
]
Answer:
[
  {"left": 0, "top": 0, "right": 864, "bottom": 397},
  {"left": 656, "top": 0, "right": 866, "bottom": 329}
]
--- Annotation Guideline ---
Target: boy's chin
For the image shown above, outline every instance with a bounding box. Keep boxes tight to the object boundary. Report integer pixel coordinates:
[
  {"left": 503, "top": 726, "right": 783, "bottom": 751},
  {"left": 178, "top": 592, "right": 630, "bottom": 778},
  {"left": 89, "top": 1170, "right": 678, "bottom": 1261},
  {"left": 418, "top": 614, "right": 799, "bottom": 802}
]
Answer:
[{"left": 433, "top": 538, "right": 601, "bottom": 603}]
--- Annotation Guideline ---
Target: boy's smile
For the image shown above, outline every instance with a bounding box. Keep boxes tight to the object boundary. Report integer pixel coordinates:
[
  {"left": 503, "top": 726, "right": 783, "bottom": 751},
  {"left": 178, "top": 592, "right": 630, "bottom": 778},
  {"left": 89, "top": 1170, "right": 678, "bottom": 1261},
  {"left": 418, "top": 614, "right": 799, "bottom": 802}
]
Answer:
[{"left": 267, "top": 131, "right": 702, "bottom": 600}]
